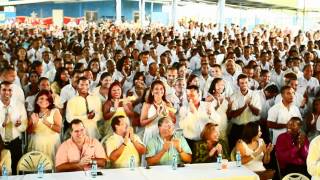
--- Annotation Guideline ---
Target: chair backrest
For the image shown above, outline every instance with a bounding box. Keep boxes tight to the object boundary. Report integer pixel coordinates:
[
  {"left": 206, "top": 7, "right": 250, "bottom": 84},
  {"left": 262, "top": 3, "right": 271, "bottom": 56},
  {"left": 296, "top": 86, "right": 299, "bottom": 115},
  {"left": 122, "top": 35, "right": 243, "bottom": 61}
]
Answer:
[
  {"left": 17, "top": 151, "right": 53, "bottom": 175},
  {"left": 282, "top": 173, "right": 310, "bottom": 180}
]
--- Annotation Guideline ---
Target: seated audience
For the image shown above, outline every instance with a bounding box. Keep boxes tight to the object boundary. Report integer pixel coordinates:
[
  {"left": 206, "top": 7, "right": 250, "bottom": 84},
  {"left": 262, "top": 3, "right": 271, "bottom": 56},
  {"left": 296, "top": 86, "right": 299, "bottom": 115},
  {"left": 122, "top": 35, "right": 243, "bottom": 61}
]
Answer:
[
  {"left": 192, "top": 122, "right": 229, "bottom": 163},
  {"left": 55, "top": 119, "right": 106, "bottom": 172},
  {"left": 275, "top": 117, "right": 310, "bottom": 177},
  {"left": 106, "top": 115, "right": 146, "bottom": 168},
  {"left": 146, "top": 117, "right": 192, "bottom": 166}
]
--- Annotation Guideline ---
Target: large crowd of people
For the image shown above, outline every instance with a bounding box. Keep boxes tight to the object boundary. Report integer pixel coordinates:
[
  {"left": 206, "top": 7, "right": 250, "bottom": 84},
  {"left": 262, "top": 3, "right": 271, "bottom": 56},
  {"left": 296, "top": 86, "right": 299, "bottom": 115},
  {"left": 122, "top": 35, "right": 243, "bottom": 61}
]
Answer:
[{"left": 0, "top": 19, "right": 320, "bottom": 179}]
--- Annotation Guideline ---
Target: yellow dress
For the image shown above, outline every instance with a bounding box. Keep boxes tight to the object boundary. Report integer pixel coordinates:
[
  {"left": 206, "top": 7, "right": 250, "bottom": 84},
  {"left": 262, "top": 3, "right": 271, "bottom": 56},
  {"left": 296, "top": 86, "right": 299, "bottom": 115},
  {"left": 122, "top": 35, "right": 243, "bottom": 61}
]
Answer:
[{"left": 27, "top": 108, "right": 61, "bottom": 161}]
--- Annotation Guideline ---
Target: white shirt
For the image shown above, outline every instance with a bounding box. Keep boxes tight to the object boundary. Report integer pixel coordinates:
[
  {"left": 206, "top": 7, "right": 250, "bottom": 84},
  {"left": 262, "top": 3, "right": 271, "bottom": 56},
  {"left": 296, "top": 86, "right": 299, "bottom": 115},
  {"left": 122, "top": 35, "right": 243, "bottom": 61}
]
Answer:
[
  {"left": 257, "top": 90, "right": 275, "bottom": 120},
  {"left": 230, "top": 90, "right": 261, "bottom": 125},
  {"left": 199, "top": 75, "right": 213, "bottom": 99},
  {"left": 44, "top": 68, "right": 56, "bottom": 82},
  {"left": 178, "top": 101, "right": 221, "bottom": 140},
  {"left": 239, "top": 55, "right": 256, "bottom": 66},
  {"left": 307, "top": 135, "right": 320, "bottom": 179},
  {"left": 189, "top": 54, "right": 201, "bottom": 73},
  {"left": 27, "top": 48, "right": 42, "bottom": 62},
  {"left": 60, "top": 84, "right": 77, "bottom": 104},
  {"left": 42, "top": 60, "right": 55, "bottom": 75},
  {"left": 297, "top": 76, "right": 319, "bottom": 97},
  {"left": 270, "top": 70, "right": 284, "bottom": 89},
  {"left": 12, "top": 84, "right": 25, "bottom": 104},
  {"left": 0, "top": 100, "right": 27, "bottom": 141},
  {"left": 267, "top": 101, "right": 301, "bottom": 144}
]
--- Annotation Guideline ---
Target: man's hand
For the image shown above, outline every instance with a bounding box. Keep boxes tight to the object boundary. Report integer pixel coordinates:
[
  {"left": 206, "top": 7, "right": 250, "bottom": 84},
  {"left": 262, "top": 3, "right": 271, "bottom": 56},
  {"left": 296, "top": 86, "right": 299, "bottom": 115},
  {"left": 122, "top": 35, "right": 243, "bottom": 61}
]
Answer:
[
  {"left": 162, "top": 139, "right": 171, "bottom": 152},
  {"left": 172, "top": 138, "right": 181, "bottom": 152},
  {"left": 15, "top": 117, "right": 22, "bottom": 127},
  {"left": 79, "top": 156, "right": 91, "bottom": 167},
  {"left": 87, "top": 111, "right": 95, "bottom": 119}
]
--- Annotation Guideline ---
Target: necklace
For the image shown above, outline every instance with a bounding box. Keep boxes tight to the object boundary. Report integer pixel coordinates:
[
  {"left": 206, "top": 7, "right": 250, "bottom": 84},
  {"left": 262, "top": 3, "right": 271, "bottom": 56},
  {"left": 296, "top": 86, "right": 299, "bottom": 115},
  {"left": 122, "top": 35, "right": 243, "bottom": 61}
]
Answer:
[{"left": 39, "top": 109, "right": 50, "bottom": 119}]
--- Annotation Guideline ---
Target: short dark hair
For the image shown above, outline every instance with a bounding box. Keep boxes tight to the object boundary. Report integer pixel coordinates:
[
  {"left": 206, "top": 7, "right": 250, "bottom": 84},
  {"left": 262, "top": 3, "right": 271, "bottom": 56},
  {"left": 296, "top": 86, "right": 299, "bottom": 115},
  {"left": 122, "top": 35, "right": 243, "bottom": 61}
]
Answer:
[
  {"left": 186, "top": 85, "right": 199, "bottom": 93},
  {"left": 77, "top": 76, "right": 89, "bottom": 84},
  {"left": 0, "top": 81, "right": 12, "bottom": 89},
  {"left": 281, "top": 85, "right": 292, "bottom": 95},
  {"left": 264, "top": 84, "right": 279, "bottom": 94},
  {"left": 111, "top": 115, "right": 125, "bottom": 132},
  {"left": 70, "top": 119, "right": 84, "bottom": 131},
  {"left": 241, "top": 122, "right": 260, "bottom": 144},
  {"left": 237, "top": 74, "right": 248, "bottom": 82},
  {"left": 157, "top": 116, "right": 172, "bottom": 127}
]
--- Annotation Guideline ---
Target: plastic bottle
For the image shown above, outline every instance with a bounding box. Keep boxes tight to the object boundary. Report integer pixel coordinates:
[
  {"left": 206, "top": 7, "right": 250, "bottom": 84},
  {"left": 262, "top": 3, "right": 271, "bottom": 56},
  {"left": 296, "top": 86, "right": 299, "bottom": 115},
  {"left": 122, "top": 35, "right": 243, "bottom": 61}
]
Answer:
[
  {"left": 236, "top": 151, "right": 242, "bottom": 167},
  {"left": 2, "top": 165, "right": 8, "bottom": 180},
  {"left": 129, "top": 155, "right": 135, "bottom": 170},
  {"left": 91, "top": 160, "right": 97, "bottom": 178},
  {"left": 172, "top": 154, "right": 177, "bottom": 170},
  {"left": 37, "top": 162, "right": 44, "bottom": 178},
  {"left": 217, "top": 153, "right": 222, "bottom": 170}
]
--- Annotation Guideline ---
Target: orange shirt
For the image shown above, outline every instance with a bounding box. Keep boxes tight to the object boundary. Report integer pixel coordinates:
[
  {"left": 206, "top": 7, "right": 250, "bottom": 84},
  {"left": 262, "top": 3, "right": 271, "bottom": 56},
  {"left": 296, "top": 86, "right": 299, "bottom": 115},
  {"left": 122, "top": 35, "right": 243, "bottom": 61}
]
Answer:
[{"left": 55, "top": 136, "right": 106, "bottom": 170}]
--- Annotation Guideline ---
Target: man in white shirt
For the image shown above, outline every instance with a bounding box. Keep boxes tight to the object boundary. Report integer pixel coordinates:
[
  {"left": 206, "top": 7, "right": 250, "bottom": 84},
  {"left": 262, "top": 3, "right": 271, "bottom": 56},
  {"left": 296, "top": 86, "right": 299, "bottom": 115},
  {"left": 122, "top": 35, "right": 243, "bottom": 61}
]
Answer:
[
  {"left": 267, "top": 86, "right": 302, "bottom": 144},
  {"left": 199, "top": 62, "right": 213, "bottom": 99},
  {"left": 60, "top": 70, "right": 83, "bottom": 105},
  {"left": 66, "top": 77, "right": 102, "bottom": 139},
  {"left": 27, "top": 38, "right": 42, "bottom": 62},
  {"left": 0, "top": 81, "right": 28, "bottom": 174},
  {"left": 41, "top": 49, "right": 55, "bottom": 76},
  {"left": 106, "top": 115, "right": 146, "bottom": 168},
  {"left": 179, "top": 85, "right": 220, "bottom": 148},
  {"left": 0, "top": 67, "right": 25, "bottom": 104},
  {"left": 228, "top": 74, "right": 262, "bottom": 149},
  {"left": 270, "top": 59, "right": 284, "bottom": 90},
  {"left": 44, "top": 57, "right": 63, "bottom": 82},
  {"left": 307, "top": 135, "right": 320, "bottom": 179}
]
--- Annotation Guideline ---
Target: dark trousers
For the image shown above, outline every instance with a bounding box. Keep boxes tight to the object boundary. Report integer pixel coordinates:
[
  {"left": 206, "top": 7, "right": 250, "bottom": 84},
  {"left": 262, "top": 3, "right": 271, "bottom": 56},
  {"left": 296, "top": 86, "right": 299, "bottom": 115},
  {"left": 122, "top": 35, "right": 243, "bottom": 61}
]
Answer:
[
  {"left": 228, "top": 124, "right": 245, "bottom": 151},
  {"left": 3, "top": 137, "right": 22, "bottom": 175}
]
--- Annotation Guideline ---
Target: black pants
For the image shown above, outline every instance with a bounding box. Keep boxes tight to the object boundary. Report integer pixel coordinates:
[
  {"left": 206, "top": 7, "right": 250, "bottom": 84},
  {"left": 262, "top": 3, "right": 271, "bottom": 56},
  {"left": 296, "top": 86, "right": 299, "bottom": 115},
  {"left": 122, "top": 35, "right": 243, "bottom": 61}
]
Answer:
[
  {"left": 228, "top": 124, "right": 245, "bottom": 151},
  {"left": 3, "top": 137, "right": 22, "bottom": 175}
]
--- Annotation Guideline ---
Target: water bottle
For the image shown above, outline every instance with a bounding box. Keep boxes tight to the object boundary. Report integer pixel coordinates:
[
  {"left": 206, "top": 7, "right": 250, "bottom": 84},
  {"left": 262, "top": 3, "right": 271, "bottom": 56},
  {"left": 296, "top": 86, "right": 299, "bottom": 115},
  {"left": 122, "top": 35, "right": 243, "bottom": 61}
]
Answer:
[
  {"left": 172, "top": 154, "right": 177, "bottom": 170},
  {"left": 91, "top": 160, "right": 97, "bottom": 178},
  {"left": 2, "top": 165, "right": 8, "bottom": 180},
  {"left": 236, "top": 151, "right": 242, "bottom": 167},
  {"left": 217, "top": 153, "right": 222, "bottom": 170},
  {"left": 129, "top": 155, "right": 135, "bottom": 170},
  {"left": 37, "top": 162, "right": 44, "bottom": 178}
]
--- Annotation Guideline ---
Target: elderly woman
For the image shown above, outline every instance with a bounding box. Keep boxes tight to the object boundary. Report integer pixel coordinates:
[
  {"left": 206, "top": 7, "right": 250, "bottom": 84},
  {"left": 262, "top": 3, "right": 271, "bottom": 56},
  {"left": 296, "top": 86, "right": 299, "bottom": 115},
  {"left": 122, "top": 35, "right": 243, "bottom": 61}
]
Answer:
[
  {"left": 146, "top": 117, "right": 192, "bottom": 166},
  {"left": 192, "top": 123, "right": 229, "bottom": 163}
]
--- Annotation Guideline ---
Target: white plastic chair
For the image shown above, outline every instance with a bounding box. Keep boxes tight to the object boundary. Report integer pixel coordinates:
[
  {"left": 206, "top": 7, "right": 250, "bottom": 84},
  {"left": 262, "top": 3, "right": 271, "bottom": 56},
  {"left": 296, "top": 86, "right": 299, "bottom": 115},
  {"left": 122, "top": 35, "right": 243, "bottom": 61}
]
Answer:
[
  {"left": 282, "top": 173, "right": 309, "bottom": 180},
  {"left": 16, "top": 151, "right": 53, "bottom": 175}
]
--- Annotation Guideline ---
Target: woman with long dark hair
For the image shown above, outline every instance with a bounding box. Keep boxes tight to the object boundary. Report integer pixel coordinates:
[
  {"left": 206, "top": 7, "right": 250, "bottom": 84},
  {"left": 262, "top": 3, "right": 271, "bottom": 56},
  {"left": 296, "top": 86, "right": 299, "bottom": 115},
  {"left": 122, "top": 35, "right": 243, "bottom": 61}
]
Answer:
[
  {"left": 51, "top": 67, "right": 69, "bottom": 95},
  {"left": 27, "top": 90, "right": 62, "bottom": 160},
  {"left": 140, "top": 80, "right": 175, "bottom": 145}
]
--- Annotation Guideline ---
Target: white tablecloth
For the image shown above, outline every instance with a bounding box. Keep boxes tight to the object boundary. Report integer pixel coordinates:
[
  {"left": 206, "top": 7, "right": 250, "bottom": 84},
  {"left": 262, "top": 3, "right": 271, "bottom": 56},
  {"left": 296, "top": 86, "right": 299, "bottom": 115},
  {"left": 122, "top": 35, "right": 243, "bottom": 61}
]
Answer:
[{"left": 7, "top": 162, "right": 259, "bottom": 180}]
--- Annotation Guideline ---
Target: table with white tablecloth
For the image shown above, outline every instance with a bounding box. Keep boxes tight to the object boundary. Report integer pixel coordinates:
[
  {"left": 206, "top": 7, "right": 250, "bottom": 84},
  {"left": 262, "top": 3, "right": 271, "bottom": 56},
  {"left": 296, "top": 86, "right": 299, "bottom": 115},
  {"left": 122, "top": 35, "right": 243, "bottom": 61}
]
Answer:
[{"left": 6, "top": 162, "right": 259, "bottom": 180}]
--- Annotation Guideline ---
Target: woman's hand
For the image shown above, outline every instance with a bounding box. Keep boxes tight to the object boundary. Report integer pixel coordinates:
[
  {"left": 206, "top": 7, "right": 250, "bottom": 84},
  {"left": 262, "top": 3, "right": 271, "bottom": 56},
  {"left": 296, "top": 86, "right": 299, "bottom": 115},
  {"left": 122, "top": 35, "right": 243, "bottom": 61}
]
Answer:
[
  {"left": 265, "top": 143, "right": 273, "bottom": 154},
  {"left": 31, "top": 113, "right": 39, "bottom": 126}
]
